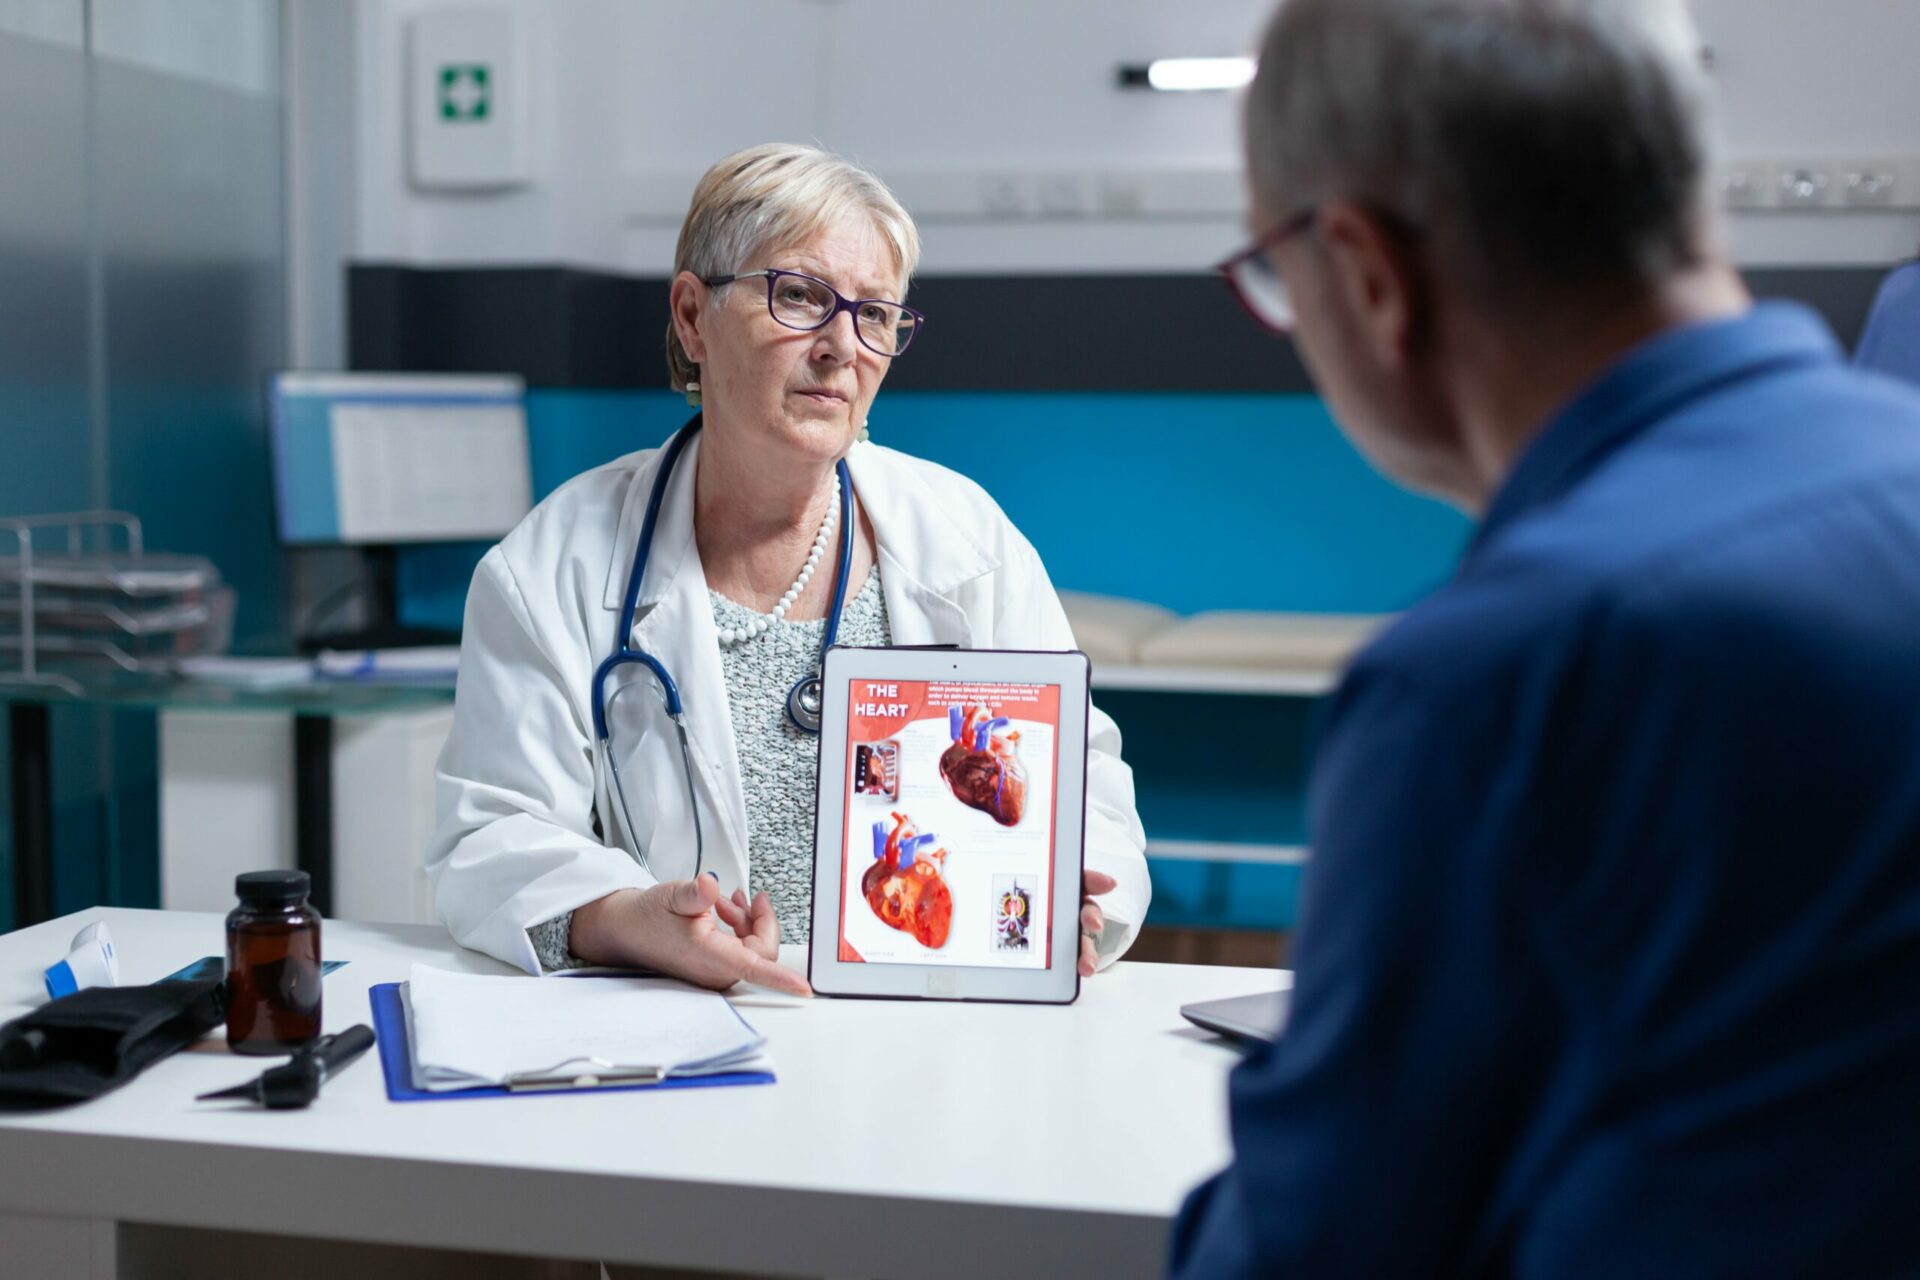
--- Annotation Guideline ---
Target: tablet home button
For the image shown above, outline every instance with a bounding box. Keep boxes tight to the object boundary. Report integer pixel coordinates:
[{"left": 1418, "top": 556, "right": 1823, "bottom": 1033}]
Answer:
[{"left": 927, "top": 971, "right": 958, "bottom": 998}]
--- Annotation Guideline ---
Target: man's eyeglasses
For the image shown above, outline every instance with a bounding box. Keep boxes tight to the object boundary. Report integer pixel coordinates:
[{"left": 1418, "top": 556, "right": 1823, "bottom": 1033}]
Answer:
[
  {"left": 703, "top": 268, "right": 926, "bottom": 358},
  {"left": 1214, "top": 209, "right": 1317, "bottom": 336}
]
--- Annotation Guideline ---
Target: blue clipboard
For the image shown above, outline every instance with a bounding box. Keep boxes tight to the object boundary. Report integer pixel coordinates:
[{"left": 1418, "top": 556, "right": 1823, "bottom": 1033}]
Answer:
[{"left": 367, "top": 982, "right": 776, "bottom": 1102}]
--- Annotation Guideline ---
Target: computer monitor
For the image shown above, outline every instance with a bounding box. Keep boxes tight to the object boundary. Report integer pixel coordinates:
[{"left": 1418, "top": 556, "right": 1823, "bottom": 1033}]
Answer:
[{"left": 269, "top": 372, "right": 533, "bottom": 545}]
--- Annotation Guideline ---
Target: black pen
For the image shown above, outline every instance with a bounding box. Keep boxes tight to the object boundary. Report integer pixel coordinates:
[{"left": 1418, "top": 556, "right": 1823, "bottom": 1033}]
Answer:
[{"left": 197, "top": 1024, "right": 376, "bottom": 1109}]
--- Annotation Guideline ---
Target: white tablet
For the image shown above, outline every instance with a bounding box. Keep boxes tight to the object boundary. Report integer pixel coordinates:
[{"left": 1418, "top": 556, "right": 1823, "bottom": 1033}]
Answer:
[{"left": 808, "top": 647, "right": 1091, "bottom": 1003}]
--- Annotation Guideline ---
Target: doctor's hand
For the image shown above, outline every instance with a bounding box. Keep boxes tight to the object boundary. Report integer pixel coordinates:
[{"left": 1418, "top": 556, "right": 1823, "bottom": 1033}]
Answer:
[
  {"left": 569, "top": 879, "right": 813, "bottom": 997},
  {"left": 1080, "top": 870, "right": 1117, "bottom": 978}
]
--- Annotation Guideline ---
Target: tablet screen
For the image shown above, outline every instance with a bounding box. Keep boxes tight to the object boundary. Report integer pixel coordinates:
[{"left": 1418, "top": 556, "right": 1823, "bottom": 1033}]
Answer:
[{"left": 835, "top": 679, "right": 1061, "bottom": 969}]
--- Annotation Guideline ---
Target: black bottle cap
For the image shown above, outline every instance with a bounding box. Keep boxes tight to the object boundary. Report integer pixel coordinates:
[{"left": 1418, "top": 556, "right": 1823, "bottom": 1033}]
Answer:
[{"left": 234, "top": 869, "right": 312, "bottom": 906}]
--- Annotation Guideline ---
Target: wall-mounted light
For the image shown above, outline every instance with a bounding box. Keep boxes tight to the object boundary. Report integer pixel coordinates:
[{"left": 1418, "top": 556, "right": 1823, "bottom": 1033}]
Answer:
[{"left": 1116, "top": 57, "right": 1257, "bottom": 92}]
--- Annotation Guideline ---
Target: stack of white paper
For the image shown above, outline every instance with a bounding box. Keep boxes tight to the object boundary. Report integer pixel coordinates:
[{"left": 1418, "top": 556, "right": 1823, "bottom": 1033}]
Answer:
[
  {"left": 315, "top": 646, "right": 461, "bottom": 682},
  {"left": 405, "top": 964, "right": 772, "bottom": 1092},
  {"left": 175, "top": 656, "right": 315, "bottom": 688}
]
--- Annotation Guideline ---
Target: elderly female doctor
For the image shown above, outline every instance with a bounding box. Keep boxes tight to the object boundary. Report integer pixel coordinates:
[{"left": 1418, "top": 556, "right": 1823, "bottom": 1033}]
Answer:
[{"left": 426, "top": 144, "right": 1150, "bottom": 994}]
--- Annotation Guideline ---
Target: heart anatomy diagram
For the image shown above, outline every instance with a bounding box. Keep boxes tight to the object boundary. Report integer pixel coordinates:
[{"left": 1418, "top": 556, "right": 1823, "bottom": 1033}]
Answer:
[
  {"left": 863, "top": 811, "right": 955, "bottom": 949},
  {"left": 939, "top": 704, "right": 1029, "bottom": 826}
]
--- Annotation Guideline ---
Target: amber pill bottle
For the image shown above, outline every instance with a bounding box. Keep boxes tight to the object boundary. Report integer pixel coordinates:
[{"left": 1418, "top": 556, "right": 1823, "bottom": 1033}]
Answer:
[{"left": 225, "top": 870, "right": 323, "bottom": 1055}]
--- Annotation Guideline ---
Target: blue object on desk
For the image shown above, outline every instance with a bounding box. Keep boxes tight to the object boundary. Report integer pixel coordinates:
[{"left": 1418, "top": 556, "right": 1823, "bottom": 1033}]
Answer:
[
  {"left": 366, "top": 983, "right": 776, "bottom": 1101},
  {"left": 313, "top": 647, "right": 461, "bottom": 683},
  {"left": 44, "top": 922, "right": 119, "bottom": 999},
  {"left": 163, "top": 956, "right": 347, "bottom": 983}
]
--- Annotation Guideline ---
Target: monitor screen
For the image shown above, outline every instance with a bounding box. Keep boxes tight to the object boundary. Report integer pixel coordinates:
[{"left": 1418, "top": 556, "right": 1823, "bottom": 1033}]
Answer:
[{"left": 270, "top": 372, "right": 533, "bottom": 545}]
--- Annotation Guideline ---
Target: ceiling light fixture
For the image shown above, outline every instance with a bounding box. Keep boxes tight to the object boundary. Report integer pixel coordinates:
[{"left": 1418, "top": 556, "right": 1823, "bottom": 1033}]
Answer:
[{"left": 1116, "top": 57, "right": 1257, "bottom": 92}]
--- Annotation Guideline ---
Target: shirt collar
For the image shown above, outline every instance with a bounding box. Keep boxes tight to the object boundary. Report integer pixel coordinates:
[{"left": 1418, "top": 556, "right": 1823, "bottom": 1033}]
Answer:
[{"left": 1470, "top": 302, "right": 1843, "bottom": 557}]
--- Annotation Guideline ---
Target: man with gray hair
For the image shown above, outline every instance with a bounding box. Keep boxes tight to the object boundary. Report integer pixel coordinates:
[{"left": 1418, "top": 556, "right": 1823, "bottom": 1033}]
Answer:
[{"left": 1173, "top": 0, "right": 1920, "bottom": 1273}]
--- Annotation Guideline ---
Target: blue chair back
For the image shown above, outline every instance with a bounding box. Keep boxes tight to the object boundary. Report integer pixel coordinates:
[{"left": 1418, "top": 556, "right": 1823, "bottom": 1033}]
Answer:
[{"left": 1855, "top": 260, "right": 1920, "bottom": 387}]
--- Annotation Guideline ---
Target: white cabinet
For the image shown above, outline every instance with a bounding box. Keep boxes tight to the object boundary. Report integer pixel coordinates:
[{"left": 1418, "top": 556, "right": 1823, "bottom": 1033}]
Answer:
[{"left": 159, "top": 706, "right": 452, "bottom": 925}]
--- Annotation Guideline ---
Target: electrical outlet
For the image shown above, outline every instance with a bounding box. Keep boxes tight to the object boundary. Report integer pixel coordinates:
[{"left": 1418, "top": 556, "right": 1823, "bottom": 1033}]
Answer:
[
  {"left": 1097, "top": 175, "right": 1145, "bottom": 216},
  {"left": 979, "top": 175, "right": 1031, "bottom": 217},
  {"left": 1036, "top": 174, "right": 1090, "bottom": 217},
  {"left": 1842, "top": 165, "right": 1898, "bottom": 207},
  {"left": 1720, "top": 166, "right": 1764, "bottom": 209},
  {"left": 1714, "top": 154, "right": 1920, "bottom": 213},
  {"left": 1776, "top": 165, "right": 1832, "bottom": 208}
]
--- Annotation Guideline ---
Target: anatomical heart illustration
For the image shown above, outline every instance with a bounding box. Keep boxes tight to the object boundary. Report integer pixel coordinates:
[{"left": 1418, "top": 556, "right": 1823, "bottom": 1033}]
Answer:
[
  {"left": 863, "top": 812, "right": 955, "bottom": 949},
  {"left": 939, "top": 705, "right": 1029, "bottom": 826}
]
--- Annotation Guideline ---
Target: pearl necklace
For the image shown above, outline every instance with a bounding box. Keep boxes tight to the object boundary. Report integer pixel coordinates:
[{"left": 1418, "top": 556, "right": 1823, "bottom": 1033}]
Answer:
[{"left": 715, "top": 485, "right": 841, "bottom": 646}]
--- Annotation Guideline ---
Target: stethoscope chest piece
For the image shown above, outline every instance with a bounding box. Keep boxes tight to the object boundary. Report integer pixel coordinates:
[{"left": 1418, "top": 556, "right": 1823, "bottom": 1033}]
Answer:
[{"left": 787, "top": 674, "right": 825, "bottom": 734}]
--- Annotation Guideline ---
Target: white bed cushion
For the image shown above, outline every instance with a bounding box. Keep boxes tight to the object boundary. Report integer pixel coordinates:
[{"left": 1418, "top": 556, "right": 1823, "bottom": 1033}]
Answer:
[
  {"left": 1136, "top": 611, "right": 1391, "bottom": 672},
  {"left": 1056, "top": 590, "right": 1179, "bottom": 666}
]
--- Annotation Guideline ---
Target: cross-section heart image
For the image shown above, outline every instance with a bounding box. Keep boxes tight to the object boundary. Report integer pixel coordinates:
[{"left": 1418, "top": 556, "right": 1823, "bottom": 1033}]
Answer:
[
  {"left": 939, "top": 704, "right": 1029, "bottom": 826},
  {"left": 862, "top": 812, "right": 954, "bottom": 949}
]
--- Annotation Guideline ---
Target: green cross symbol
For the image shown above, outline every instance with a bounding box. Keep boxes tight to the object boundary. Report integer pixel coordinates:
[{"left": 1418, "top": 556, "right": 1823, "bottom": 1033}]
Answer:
[{"left": 439, "top": 64, "right": 491, "bottom": 121}]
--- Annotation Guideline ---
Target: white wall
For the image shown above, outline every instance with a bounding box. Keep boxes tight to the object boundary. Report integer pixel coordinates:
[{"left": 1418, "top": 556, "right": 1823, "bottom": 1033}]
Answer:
[
  {"left": 340, "top": 0, "right": 1276, "bottom": 279},
  {"left": 92, "top": 0, "right": 280, "bottom": 95},
  {"left": 301, "top": 0, "right": 1920, "bottom": 306},
  {"left": 1693, "top": 0, "right": 1920, "bottom": 267}
]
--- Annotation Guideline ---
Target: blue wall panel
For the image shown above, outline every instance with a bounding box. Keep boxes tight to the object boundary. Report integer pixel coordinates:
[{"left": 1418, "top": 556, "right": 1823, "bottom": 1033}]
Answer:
[
  {"left": 399, "top": 387, "right": 1471, "bottom": 632},
  {"left": 524, "top": 387, "right": 687, "bottom": 497},
  {"left": 390, "top": 389, "right": 1464, "bottom": 934},
  {"left": 876, "top": 391, "right": 1470, "bottom": 614},
  {"left": 1099, "top": 691, "right": 1318, "bottom": 847},
  {"left": 1147, "top": 861, "right": 1304, "bottom": 931}
]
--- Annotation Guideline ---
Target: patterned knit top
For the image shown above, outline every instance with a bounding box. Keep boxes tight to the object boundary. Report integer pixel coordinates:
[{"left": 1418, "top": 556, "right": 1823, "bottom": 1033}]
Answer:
[{"left": 528, "top": 567, "right": 890, "bottom": 968}]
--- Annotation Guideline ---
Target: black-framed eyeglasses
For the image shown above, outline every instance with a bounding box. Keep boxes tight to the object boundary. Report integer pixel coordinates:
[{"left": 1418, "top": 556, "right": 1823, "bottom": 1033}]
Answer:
[
  {"left": 702, "top": 268, "right": 926, "bottom": 358},
  {"left": 1214, "top": 208, "right": 1317, "bottom": 336}
]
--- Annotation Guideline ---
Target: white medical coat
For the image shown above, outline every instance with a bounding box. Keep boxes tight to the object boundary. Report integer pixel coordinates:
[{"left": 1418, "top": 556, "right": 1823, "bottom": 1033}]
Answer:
[{"left": 426, "top": 435, "right": 1152, "bottom": 974}]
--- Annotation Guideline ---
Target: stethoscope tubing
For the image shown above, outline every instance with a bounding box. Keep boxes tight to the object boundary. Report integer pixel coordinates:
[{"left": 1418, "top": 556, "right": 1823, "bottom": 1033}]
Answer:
[
  {"left": 591, "top": 418, "right": 700, "bottom": 738},
  {"left": 784, "top": 459, "right": 854, "bottom": 734},
  {"left": 591, "top": 413, "right": 856, "bottom": 877}
]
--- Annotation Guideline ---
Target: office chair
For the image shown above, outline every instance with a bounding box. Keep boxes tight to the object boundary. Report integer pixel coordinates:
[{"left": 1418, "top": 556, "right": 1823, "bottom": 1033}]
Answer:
[{"left": 1854, "top": 258, "right": 1920, "bottom": 387}]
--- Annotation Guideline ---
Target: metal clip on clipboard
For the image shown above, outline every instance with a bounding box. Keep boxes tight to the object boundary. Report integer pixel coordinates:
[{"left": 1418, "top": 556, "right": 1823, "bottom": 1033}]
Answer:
[{"left": 504, "top": 1055, "right": 668, "bottom": 1092}]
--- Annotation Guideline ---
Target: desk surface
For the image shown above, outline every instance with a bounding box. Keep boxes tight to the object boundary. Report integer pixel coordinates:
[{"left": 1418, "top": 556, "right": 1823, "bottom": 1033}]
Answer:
[{"left": 0, "top": 908, "right": 1285, "bottom": 1279}]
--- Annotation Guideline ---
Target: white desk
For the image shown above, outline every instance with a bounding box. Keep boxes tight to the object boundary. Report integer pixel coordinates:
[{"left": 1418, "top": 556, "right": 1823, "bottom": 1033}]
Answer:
[{"left": 0, "top": 908, "right": 1286, "bottom": 1279}]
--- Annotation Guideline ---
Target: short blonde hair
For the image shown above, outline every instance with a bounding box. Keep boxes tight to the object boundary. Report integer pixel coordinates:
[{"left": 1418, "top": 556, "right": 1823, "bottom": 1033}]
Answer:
[{"left": 665, "top": 143, "right": 922, "bottom": 393}]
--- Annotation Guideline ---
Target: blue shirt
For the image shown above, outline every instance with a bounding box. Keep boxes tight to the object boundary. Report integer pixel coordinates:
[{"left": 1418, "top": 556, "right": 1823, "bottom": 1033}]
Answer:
[{"left": 1170, "top": 304, "right": 1920, "bottom": 1278}]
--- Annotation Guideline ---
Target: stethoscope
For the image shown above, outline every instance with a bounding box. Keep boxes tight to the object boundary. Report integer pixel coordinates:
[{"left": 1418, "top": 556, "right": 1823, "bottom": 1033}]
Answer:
[{"left": 589, "top": 413, "right": 855, "bottom": 877}]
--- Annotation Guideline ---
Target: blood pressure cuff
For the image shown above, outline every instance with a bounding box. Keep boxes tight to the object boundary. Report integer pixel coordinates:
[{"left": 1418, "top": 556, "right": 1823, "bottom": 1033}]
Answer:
[{"left": 0, "top": 978, "right": 224, "bottom": 1110}]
